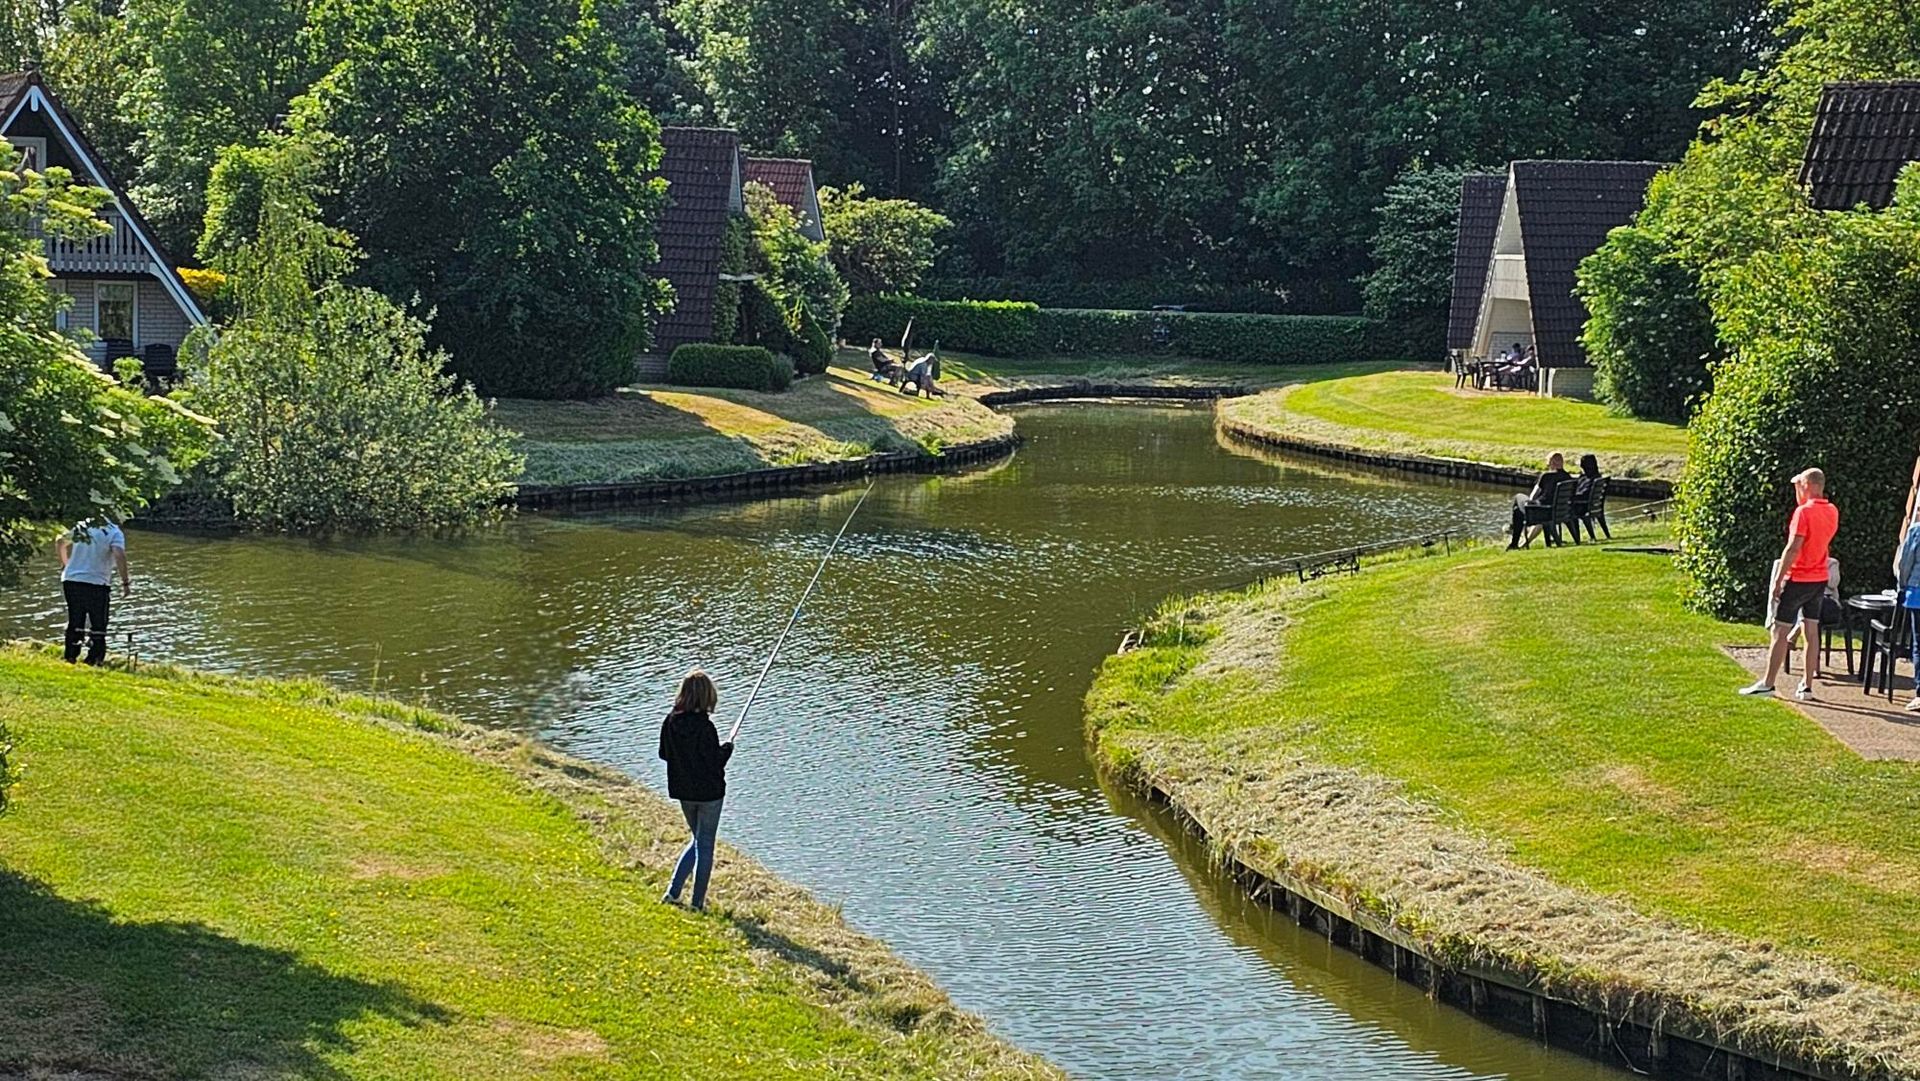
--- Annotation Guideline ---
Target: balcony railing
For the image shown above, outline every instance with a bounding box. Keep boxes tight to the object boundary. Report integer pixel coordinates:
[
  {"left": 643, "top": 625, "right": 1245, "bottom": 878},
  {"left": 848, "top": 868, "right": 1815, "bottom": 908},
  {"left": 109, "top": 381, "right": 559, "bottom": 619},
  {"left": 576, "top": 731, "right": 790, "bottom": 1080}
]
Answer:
[{"left": 35, "top": 210, "right": 152, "bottom": 275}]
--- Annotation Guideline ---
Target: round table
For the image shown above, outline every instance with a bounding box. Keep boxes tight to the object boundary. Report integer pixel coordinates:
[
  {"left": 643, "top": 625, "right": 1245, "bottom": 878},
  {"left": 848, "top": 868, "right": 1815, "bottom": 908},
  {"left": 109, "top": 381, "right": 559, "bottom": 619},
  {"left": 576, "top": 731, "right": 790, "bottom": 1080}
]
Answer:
[{"left": 1846, "top": 592, "right": 1899, "bottom": 688}]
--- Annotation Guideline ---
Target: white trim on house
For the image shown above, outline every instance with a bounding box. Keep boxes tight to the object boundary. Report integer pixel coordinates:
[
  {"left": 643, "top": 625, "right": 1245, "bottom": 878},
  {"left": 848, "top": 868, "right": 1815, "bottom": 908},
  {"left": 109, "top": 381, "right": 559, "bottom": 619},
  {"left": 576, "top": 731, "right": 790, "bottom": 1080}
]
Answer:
[{"left": 13, "top": 84, "right": 207, "bottom": 329}]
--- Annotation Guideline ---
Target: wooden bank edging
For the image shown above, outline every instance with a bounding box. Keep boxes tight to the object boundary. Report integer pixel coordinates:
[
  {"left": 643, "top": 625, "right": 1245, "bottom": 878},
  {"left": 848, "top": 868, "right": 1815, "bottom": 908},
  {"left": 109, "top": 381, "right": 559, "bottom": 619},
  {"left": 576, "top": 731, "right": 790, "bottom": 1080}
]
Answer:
[
  {"left": 1217, "top": 417, "right": 1674, "bottom": 499},
  {"left": 1126, "top": 776, "right": 1851, "bottom": 1081},
  {"left": 514, "top": 383, "right": 1250, "bottom": 511}
]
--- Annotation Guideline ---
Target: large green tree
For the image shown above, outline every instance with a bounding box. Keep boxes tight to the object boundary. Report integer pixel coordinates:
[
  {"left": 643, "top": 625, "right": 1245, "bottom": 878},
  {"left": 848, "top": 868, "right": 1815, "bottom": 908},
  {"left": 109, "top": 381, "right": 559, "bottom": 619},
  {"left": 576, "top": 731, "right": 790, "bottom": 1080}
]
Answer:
[
  {"left": 1360, "top": 164, "right": 1481, "bottom": 360},
  {"left": 819, "top": 181, "right": 948, "bottom": 294},
  {"left": 296, "top": 0, "right": 671, "bottom": 398}
]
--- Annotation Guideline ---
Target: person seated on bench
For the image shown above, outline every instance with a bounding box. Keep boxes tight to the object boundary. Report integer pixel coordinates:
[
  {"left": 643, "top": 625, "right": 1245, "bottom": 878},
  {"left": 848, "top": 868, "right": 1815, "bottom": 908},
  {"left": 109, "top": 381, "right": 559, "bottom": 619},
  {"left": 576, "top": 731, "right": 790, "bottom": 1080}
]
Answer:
[
  {"left": 1569, "top": 453, "right": 1602, "bottom": 532},
  {"left": 1507, "top": 452, "right": 1572, "bottom": 549},
  {"left": 868, "top": 338, "right": 898, "bottom": 382},
  {"left": 902, "top": 350, "right": 944, "bottom": 398}
]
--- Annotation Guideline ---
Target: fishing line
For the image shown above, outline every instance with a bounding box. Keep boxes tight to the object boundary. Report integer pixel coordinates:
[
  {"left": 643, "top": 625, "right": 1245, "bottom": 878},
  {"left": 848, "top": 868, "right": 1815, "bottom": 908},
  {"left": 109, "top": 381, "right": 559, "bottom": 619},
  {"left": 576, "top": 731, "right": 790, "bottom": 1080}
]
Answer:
[{"left": 728, "top": 479, "right": 876, "bottom": 744}]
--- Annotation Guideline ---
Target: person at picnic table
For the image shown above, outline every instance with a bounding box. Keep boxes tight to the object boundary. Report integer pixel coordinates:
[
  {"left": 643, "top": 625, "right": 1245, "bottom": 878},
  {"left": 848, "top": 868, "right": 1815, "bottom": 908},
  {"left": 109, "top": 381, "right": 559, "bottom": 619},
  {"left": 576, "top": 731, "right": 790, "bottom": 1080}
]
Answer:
[
  {"left": 1740, "top": 467, "right": 1839, "bottom": 700},
  {"left": 1894, "top": 451, "right": 1920, "bottom": 710},
  {"left": 1506, "top": 452, "right": 1573, "bottom": 549}
]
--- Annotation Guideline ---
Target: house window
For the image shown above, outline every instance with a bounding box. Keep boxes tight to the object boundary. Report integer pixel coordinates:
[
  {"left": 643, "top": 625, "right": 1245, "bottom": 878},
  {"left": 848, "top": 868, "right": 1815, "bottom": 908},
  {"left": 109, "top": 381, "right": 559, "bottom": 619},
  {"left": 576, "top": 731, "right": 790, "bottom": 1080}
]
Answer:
[
  {"left": 96, "top": 283, "right": 135, "bottom": 343},
  {"left": 9, "top": 136, "right": 47, "bottom": 172}
]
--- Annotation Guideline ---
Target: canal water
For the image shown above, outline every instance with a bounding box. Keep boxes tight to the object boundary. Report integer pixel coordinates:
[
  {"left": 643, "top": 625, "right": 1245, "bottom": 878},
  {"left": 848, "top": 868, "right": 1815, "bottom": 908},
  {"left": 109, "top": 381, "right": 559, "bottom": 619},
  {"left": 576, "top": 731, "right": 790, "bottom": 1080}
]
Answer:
[{"left": 0, "top": 402, "right": 1634, "bottom": 1080}]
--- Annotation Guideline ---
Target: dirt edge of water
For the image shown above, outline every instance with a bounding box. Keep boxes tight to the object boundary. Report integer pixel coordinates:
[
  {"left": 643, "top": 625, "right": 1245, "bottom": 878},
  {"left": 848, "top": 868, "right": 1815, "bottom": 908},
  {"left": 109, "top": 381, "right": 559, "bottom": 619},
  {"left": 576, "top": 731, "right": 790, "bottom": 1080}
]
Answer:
[{"left": 1087, "top": 585, "right": 1920, "bottom": 1081}]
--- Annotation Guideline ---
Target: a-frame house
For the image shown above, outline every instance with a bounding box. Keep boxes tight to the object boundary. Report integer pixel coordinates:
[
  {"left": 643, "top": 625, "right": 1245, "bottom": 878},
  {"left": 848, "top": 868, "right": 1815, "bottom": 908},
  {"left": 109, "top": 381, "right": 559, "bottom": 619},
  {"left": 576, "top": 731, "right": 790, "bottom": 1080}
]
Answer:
[{"left": 2, "top": 70, "right": 207, "bottom": 368}]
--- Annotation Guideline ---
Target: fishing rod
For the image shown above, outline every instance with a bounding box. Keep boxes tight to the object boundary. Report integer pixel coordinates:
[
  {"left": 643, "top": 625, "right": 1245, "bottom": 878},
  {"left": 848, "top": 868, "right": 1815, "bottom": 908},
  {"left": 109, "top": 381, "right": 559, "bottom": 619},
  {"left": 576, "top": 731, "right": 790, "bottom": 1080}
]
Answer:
[{"left": 728, "top": 480, "right": 876, "bottom": 744}]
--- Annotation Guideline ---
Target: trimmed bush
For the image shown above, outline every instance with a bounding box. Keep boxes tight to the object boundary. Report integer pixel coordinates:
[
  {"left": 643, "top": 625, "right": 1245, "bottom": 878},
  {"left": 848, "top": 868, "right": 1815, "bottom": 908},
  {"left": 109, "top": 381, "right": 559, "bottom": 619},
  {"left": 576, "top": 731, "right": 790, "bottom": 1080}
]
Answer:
[
  {"left": 666, "top": 344, "right": 792, "bottom": 392},
  {"left": 793, "top": 311, "right": 832, "bottom": 375},
  {"left": 922, "top": 276, "right": 1293, "bottom": 314},
  {"left": 1578, "top": 224, "right": 1719, "bottom": 422},
  {"left": 843, "top": 294, "right": 1396, "bottom": 364},
  {"left": 1676, "top": 204, "right": 1920, "bottom": 618}
]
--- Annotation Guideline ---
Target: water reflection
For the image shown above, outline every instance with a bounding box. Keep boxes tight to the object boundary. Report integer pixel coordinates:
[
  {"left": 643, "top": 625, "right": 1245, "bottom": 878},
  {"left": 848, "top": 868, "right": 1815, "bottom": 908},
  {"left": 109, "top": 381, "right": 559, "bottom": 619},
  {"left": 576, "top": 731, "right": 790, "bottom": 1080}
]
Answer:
[{"left": 0, "top": 402, "right": 1629, "bottom": 1080}]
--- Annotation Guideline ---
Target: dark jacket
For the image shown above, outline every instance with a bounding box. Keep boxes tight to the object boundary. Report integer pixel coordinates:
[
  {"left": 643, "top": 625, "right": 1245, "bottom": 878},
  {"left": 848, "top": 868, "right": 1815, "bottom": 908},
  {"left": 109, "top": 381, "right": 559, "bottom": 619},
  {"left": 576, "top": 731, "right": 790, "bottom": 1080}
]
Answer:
[{"left": 658, "top": 710, "right": 733, "bottom": 802}]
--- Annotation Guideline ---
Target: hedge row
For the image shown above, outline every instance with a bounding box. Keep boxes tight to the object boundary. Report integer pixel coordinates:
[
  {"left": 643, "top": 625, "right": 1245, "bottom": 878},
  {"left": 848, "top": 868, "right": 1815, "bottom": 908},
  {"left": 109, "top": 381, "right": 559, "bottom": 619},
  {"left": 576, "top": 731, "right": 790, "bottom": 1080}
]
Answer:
[
  {"left": 920, "top": 276, "right": 1295, "bottom": 315},
  {"left": 841, "top": 295, "right": 1402, "bottom": 365},
  {"left": 665, "top": 344, "right": 792, "bottom": 392}
]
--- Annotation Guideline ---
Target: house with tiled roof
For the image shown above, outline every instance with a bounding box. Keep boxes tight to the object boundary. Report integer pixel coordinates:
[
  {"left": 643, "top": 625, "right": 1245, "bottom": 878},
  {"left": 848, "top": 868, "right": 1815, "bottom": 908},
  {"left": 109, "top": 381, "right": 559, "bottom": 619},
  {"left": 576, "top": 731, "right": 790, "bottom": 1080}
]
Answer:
[
  {"left": 650, "top": 127, "right": 746, "bottom": 359},
  {"left": 1800, "top": 81, "right": 1920, "bottom": 211},
  {"left": 742, "top": 157, "right": 824, "bottom": 242},
  {"left": 1447, "top": 172, "right": 1505, "bottom": 355},
  {"left": 1468, "top": 160, "right": 1665, "bottom": 398},
  {"left": 2, "top": 70, "right": 207, "bottom": 370}
]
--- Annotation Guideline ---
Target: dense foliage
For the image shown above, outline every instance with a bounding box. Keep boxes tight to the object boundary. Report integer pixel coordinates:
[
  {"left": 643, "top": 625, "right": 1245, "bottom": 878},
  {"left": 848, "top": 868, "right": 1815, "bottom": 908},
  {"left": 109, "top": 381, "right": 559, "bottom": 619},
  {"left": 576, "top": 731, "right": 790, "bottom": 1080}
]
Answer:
[
  {"left": 843, "top": 295, "right": 1393, "bottom": 363},
  {"left": 819, "top": 183, "right": 949, "bottom": 295},
  {"left": 0, "top": 141, "right": 209, "bottom": 584},
  {"left": 666, "top": 343, "right": 791, "bottom": 392},
  {"left": 191, "top": 135, "right": 522, "bottom": 531},
  {"left": 921, "top": 277, "right": 1291, "bottom": 314},
  {"left": 1360, "top": 165, "right": 1481, "bottom": 361},
  {"left": 745, "top": 183, "right": 848, "bottom": 336},
  {"left": 1677, "top": 194, "right": 1920, "bottom": 616},
  {"left": 1577, "top": 218, "right": 1718, "bottom": 422}
]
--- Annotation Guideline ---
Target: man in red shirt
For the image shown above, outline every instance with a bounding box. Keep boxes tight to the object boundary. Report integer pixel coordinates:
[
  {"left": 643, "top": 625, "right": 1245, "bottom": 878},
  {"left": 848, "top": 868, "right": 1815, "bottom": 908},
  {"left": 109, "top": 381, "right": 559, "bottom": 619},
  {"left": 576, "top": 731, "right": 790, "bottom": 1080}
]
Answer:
[{"left": 1741, "top": 468, "right": 1840, "bottom": 700}]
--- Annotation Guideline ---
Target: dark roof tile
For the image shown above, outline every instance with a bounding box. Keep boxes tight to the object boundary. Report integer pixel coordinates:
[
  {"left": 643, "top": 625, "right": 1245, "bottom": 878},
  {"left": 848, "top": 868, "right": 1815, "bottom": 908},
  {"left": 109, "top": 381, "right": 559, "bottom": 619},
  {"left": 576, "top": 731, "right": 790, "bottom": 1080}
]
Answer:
[
  {"left": 652, "top": 127, "right": 742, "bottom": 353},
  {"left": 1512, "top": 160, "right": 1664, "bottom": 368},
  {"left": 1448, "top": 173, "right": 1505, "bottom": 351},
  {"left": 1800, "top": 81, "right": 1920, "bottom": 211}
]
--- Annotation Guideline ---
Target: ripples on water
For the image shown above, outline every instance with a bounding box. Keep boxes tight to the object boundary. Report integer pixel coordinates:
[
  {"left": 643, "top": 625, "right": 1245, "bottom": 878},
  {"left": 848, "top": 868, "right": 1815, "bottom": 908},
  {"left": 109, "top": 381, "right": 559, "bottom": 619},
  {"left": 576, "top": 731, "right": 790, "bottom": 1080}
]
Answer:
[{"left": 0, "top": 403, "right": 1632, "bottom": 1081}]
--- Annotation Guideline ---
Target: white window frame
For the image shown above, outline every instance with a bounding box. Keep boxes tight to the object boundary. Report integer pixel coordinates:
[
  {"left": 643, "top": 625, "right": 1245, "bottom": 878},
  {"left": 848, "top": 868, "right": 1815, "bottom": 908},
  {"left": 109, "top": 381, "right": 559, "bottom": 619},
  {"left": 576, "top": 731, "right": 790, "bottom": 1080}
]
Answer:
[
  {"left": 95, "top": 281, "right": 137, "bottom": 344},
  {"left": 46, "top": 279, "right": 68, "bottom": 331},
  {"left": 8, "top": 135, "right": 48, "bottom": 172}
]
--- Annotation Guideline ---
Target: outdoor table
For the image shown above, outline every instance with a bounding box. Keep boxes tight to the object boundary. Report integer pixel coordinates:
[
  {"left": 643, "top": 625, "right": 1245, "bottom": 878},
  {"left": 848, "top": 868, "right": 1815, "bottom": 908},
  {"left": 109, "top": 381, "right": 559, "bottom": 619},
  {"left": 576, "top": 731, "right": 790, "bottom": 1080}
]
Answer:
[{"left": 1847, "top": 591, "right": 1897, "bottom": 686}]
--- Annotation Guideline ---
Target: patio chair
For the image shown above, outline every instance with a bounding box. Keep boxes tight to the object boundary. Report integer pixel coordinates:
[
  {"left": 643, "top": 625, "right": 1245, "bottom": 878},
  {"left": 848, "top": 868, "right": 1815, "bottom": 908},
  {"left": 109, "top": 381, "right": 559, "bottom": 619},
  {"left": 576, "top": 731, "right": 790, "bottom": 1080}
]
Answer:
[
  {"left": 1862, "top": 606, "right": 1913, "bottom": 700},
  {"left": 1576, "top": 477, "right": 1610, "bottom": 541},
  {"left": 141, "top": 343, "right": 177, "bottom": 389},
  {"left": 1521, "top": 480, "right": 1579, "bottom": 547}
]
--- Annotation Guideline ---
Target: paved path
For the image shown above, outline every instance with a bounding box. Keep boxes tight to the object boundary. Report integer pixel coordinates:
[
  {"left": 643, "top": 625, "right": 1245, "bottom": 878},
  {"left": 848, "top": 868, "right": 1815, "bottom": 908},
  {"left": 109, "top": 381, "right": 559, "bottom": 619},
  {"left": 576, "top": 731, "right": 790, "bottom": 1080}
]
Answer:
[{"left": 1726, "top": 646, "right": 1920, "bottom": 761}]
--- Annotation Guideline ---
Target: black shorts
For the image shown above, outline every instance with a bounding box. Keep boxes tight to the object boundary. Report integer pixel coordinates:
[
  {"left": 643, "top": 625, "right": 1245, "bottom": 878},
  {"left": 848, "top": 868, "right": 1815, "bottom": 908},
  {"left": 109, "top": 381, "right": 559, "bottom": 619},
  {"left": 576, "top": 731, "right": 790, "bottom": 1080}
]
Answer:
[{"left": 1774, "top": 579, "right": 1827, "bottom": 625}]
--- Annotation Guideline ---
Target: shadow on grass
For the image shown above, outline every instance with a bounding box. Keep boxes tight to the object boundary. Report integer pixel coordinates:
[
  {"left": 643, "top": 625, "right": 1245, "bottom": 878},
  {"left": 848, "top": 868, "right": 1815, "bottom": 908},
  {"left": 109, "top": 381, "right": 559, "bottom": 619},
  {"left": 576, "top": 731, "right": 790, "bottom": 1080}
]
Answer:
[{"left": 0, "top": 869, "right": 447, "bottom": 1078}]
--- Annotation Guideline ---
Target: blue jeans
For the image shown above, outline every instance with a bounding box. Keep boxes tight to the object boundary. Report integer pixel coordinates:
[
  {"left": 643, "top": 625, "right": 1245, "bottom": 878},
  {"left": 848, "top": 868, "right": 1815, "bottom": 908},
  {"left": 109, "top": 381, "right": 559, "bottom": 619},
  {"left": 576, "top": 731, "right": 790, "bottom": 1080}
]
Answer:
[{"left": 668, "top": 798, "right": 724, "bottom": 909}]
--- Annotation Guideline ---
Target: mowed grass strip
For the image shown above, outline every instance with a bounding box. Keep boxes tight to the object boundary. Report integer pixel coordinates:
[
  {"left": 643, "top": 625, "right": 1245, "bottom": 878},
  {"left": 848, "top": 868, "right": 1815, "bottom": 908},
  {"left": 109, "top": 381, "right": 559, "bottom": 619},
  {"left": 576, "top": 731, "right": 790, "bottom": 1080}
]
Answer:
[
  {"left": 1219, "top": 369, "right": 1689, "bottom": 480},
  {"left": 1090, "top": 525, "right": 1920, "bottom": 994},
  {"left": 0, "top": 650, "right": 1059, "bottom": 1080},
  {"left": 497, "top": 365, "right": 1013, "bottom": 486}
]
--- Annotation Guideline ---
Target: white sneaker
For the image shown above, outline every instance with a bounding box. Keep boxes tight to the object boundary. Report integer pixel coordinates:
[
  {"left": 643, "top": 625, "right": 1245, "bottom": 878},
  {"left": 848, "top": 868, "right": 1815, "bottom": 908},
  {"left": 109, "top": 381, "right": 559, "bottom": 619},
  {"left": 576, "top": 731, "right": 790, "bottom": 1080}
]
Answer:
[
  {"left": 1906, "top": 696, "right": 1920, "bottom": 713},
  {"left": 1794, "top": 681, "right": 1815, "bottom": 701},
  {"left": 1738, "top": 682, "right": 1775, "bottom": 697}
]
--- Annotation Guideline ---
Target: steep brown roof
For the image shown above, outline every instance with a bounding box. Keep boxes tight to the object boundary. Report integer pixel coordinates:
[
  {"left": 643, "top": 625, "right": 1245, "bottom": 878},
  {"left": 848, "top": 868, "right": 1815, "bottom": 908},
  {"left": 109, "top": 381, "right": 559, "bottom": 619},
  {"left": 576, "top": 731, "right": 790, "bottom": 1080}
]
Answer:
[
  {"left": 742, "top": 157, "right": 823, "bottom": 241},
  {"left": 0, "top": 72, "right": 29, "bottom": 116},
  {"left": 1800, "top": 81, "right": 1920, "bottom": 211},
  {"left": 653, "top": 127, "right": 742, "bottom": 354},
  {"left": 1447, "top": 173, "right": 1505, "bottom": 352},
  {"left": 1512, "top": 160, "right": 1664, "bottom": 368}
]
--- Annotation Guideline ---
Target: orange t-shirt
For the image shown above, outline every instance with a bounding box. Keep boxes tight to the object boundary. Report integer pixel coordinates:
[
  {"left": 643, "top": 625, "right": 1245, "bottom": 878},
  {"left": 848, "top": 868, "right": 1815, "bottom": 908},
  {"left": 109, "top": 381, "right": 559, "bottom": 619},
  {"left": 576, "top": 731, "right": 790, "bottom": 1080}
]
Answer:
[{"left": 1787, "top": 498, "right": 1838, "bottom": 582}]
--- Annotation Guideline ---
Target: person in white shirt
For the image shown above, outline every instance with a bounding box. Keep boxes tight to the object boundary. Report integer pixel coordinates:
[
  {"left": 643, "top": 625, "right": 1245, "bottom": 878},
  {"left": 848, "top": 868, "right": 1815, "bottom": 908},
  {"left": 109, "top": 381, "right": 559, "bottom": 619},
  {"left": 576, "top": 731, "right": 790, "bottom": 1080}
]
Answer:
[{"left": 56, "top": 521, "right": 129, "bottom": 665}]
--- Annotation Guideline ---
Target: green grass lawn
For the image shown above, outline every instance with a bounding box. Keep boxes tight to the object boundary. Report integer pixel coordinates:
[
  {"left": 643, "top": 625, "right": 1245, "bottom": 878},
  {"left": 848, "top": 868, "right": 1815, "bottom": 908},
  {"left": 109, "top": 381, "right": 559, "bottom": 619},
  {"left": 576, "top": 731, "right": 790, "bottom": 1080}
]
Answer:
[
  {"left": 1219, "top": 369, "right": 1689, "bottom": 480},
  {"left": 1089, "top": 524, "right": 1920, "bottom": 994},
  {"left": 0, "top": 650, "right": 1057, "bottom": 1080},
  {"left": 497, "top": 364, "right": 1013, "bottom": 487}
]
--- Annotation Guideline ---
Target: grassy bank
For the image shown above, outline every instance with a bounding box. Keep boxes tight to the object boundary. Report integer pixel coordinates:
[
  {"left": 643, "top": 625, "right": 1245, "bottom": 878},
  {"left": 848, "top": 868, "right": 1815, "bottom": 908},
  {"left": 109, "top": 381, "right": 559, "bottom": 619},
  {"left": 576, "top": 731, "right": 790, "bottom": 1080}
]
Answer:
[
  {"left": 1088, "top": 524, "right": 1920, "bottom": 1077},
  {"left": 1218, "top": 370, "right": 1688, "bottom": 481},
  {"left": 499, "top": 364, "right": 1014, "bottom": 487},
  {"left": 0, "top": 648, "right": 1059, "bottom": 1080}
]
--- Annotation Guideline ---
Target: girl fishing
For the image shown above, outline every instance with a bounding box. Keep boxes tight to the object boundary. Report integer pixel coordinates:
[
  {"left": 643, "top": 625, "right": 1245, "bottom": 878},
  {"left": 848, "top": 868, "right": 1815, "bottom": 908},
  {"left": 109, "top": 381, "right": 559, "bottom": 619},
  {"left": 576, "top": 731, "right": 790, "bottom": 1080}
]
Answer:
[{"left": 659, "top": 669, "right": 732, "bottom": 910}]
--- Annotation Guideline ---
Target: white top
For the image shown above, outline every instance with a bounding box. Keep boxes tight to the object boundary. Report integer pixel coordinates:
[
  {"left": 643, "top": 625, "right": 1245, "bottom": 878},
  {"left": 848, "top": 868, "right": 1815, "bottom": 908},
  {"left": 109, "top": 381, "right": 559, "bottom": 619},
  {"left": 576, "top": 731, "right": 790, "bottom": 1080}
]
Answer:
[{"left": 61, "top": 523, "right": 125, "bottom": 586}]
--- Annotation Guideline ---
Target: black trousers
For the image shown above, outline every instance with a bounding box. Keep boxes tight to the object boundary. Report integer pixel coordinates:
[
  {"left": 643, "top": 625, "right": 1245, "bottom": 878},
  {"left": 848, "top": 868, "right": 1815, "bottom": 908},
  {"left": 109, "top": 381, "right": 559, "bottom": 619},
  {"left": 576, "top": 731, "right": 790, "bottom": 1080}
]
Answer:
[{"left": 63, "top": 580, "right": 110, "bottom": 665}]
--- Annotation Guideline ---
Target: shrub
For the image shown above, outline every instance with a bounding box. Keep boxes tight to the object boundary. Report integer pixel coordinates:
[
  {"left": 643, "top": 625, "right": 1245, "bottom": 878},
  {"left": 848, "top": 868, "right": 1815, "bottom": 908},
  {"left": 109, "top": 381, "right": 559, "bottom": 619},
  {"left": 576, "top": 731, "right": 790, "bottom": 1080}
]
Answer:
[
  {"left": 1578, "top": 223, "right": 1719, "bottom": 422},
  {"left": 666, "top": 344, "right": 791, "bottom": 392},
  {"left": 1676, "top": 198, "right": 1920, "bottom": 618},
  {"left": 738, "top": 283, "right": 794, "bottom": 354},
  {"left": 921, "top": 276, "right": 1294, "bottom": 314},
  {"left": 843, "top": 295, "right": 1394, "bottom": 364},
  {"left": 820, "top": 183, "right": 950, "bottom": 295},
  {"left": 793, "top": 310, "right": 832, "bottom": 375}
]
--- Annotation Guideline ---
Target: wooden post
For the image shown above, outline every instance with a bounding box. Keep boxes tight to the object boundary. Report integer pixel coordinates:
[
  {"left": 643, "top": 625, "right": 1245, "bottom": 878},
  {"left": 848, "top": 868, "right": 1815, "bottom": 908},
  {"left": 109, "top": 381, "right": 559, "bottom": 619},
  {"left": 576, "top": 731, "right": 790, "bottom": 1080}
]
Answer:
[
  {"left": 1468, "top": 977, "right": 1487, "bottom": 1013},
  {"left": 1531, "top": 997, "right": 1549, "bottom": 1041}
]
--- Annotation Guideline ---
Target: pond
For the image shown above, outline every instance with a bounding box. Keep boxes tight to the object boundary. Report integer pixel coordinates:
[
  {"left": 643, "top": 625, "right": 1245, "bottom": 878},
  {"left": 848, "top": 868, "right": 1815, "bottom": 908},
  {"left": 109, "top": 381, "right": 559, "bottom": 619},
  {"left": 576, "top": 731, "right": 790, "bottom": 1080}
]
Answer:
[{"left": 0, "top": 402, "right": 1634, "bottom": 1080}]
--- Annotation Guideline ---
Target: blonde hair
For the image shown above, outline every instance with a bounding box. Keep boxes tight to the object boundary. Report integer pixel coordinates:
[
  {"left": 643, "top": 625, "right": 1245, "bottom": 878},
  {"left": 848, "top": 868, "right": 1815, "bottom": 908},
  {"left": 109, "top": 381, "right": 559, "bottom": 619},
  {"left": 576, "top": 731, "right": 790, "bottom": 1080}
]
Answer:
[{"left": 674, "top": 669, "right": 718, "bottom": 714}]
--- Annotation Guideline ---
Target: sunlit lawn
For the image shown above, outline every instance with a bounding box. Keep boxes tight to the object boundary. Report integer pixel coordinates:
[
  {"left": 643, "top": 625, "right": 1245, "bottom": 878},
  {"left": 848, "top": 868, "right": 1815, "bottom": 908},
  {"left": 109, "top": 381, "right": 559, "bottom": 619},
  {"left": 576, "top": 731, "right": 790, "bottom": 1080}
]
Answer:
[
  {"left": 1090, "top": 523, "right": 1920, "bottom": 992},
  {"left": 0, "top": 650, "right": 1056, "bottom": 1079},
  {"left": 1220, "top": 369, "right": 1689, "bottom": 479}
]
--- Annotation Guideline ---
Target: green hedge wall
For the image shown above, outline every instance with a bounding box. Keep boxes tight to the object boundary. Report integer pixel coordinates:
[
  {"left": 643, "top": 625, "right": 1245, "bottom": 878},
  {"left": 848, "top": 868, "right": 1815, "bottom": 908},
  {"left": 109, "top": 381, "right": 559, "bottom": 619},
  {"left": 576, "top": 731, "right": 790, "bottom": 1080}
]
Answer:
[
  {"left": 666, "top": 344, "right": 793, "bottom": 393},
  {"left": 920, "top": 276, "right": 1295, "bottom": 314},
  {"left": 842, "top": 295, "right": 1399, "bottom": 364}
]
